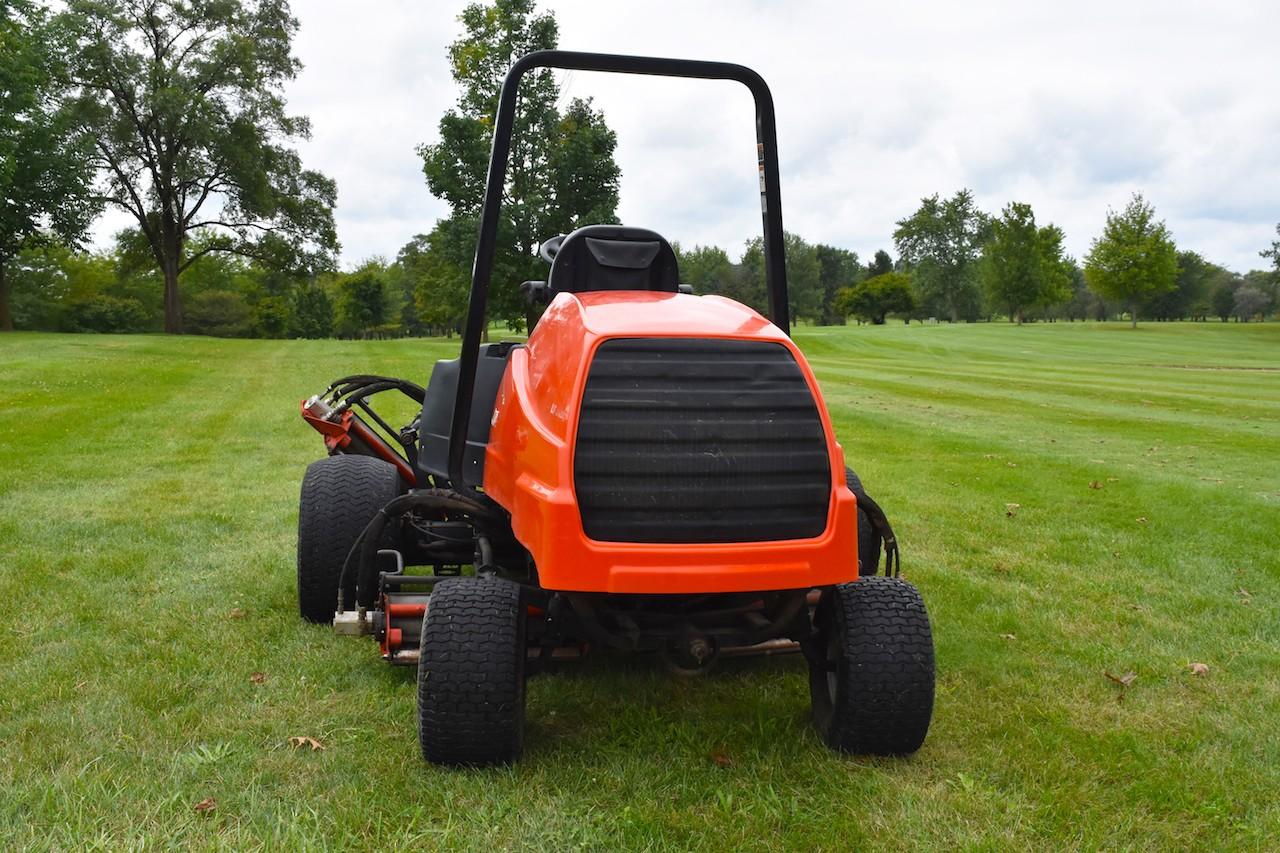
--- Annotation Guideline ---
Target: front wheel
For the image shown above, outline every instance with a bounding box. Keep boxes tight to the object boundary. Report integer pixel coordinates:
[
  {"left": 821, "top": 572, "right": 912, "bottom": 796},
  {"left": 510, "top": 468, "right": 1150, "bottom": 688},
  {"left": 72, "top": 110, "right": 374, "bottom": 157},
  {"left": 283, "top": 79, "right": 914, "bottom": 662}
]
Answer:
[
  {"left": 417, "top": 576, "right": 527, "bottom": 766},
  {"left": 808, "top": 577, "right": 935, "bottom": 755}
]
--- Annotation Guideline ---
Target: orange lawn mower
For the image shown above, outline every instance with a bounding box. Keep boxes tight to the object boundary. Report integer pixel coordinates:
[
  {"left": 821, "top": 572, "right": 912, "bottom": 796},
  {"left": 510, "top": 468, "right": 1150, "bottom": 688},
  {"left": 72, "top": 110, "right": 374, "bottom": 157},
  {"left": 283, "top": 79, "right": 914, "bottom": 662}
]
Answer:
[{"left": 296, "top": 51, "right": 934, "bottom": 766}]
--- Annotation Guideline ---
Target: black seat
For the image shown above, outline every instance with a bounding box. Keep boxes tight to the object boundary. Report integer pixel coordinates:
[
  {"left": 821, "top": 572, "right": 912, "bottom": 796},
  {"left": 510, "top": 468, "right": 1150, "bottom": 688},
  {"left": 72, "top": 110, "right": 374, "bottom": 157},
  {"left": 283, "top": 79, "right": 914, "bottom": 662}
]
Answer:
[{"left": 547, "top": 225, "right": 680, "bottom": 295}]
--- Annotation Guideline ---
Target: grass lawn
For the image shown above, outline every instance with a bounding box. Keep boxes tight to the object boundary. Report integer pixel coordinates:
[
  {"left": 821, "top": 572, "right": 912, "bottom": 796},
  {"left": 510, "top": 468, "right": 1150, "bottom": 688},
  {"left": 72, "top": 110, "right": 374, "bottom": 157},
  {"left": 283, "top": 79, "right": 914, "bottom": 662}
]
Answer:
[{"left": 1, "top": 321, "right": 1277, "bottom": 849}]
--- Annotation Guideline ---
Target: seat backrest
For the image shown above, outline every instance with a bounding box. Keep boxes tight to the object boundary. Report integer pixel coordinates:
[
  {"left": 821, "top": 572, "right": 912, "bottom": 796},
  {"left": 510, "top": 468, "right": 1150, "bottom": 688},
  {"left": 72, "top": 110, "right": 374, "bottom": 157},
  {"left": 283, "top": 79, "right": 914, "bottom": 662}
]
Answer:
[{"left": 548, "top": 225, "right": 680, "bottom": 295}]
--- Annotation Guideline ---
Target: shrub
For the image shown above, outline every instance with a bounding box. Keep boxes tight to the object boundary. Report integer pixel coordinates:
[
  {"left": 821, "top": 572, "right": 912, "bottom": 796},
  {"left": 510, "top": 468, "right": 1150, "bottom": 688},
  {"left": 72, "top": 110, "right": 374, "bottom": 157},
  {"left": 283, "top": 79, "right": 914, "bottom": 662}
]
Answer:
[{"left": 185, "top": 290, "right": 252, "bottom": 337}]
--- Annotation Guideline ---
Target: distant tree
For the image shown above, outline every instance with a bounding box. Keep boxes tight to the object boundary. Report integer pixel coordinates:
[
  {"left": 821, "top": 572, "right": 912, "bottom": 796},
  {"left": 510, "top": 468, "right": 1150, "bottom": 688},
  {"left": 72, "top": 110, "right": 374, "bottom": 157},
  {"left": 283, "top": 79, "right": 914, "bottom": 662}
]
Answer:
[
  {"left": 675, "top": 244, "right": 734, "bottom": 295},
  {"left": 865, "top": 249, "right": 894, "bottom": 279},
  {"left": 1211, "top": 280, "right": 1237, "bottom": 322},
  {"left": 66, "top": 294, "right": 149, "bottom": 333},
  {"left": 0, "top": 0, "right": 98, "bottom": 331},
  {"left": 981, "top": 202, "right": 1041, "bottom": 324},
  {"left": 1240, "top": 269, "right": 1276, "bottom": 319},
  {"left": 1146, "top": 251, "right": 1212, "bottom": 320},
  {"left": 402, "top": 224, "right": 472, "bottom": 337},
  {"left": 1084, "top": 194, "right": 1178, "bottom": 328},
  {"left": 835, "top": 271, "right": 915, "bottom": 325},
  {"left": 893, "top": 189, "right": 990, "bottom": 322},
  {"left": 60, "top": 0, "right": 337, "bottom": 333},
  {"left": 1233, "top": 286, "right": 1268, "bottom": 322},
  {"left": 1261, "top": 223, "right": 1280, "bottom": 277},
  {"left": 1034, "top": 225, "right": 1074, "bottom": 317},
  {"left": 740, "top": 232, "right": 822, "bottom": 323},
  {"left": 253, "top": 296, "right": 291, "bottom": 338},
  {"left": 289, "top": 283, "right": 332, "bottom": 338},
  {"left": 419, "top": 0, "right": 620, "bottom": 330},
  {"left": 336, "top": 266, "right": 387, "bottom": 338},
  {"left": 814, "top": 244, "right": 860, "bottom": 325},
  {"left": 184, "top": 290, "right": 252, "bottom": 337}
]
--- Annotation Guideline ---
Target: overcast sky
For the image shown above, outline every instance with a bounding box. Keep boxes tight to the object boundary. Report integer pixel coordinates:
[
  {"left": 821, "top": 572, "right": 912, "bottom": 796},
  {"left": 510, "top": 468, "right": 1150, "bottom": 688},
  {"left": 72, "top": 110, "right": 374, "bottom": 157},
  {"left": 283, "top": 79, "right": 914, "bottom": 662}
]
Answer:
[{"left": 94, "top": 1, "right": 1280, "bottom": 273}]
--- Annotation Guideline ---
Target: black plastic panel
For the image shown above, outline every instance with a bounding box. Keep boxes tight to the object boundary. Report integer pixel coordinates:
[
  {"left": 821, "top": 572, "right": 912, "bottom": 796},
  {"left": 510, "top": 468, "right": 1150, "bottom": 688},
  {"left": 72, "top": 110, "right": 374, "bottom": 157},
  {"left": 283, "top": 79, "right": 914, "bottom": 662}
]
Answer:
[
  {"left": 573, "top": 338, "right": 831, "bottom": 543},
  {"left": 419, "top": 343, "right": 516, "bottom": 487}
]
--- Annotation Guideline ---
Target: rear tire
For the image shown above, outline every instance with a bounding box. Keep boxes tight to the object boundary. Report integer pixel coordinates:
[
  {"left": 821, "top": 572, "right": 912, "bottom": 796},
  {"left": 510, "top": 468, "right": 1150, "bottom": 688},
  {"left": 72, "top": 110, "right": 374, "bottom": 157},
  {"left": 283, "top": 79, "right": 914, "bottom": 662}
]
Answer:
[
  {"left": 845, "top": 468, "right": 882, "bottom": 576},
  {"left": 418, "top": 576, "right": 526, "bottom": 766},
  {"left": 296, "top": 455, "right": 401, "bottom": 624},
  {"left": 808, "top": 577, "right": 935, "bottom": 755}
]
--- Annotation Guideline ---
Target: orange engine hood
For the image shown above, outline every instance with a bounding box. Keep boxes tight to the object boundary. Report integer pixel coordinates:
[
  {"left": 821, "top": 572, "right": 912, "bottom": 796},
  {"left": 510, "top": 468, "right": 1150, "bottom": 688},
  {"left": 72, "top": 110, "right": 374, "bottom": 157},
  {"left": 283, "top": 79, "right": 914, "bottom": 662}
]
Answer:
[{"left": 482, "top": 290, "right": 859, "bottom": 593}]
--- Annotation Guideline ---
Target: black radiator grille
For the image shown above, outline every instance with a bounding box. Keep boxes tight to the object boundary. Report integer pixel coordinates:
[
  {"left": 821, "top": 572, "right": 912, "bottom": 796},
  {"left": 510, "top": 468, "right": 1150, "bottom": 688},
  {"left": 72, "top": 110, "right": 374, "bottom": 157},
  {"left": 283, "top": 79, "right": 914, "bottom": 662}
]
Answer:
[{"left": 573, "top": 338, "right": 831, "bottom": 543}]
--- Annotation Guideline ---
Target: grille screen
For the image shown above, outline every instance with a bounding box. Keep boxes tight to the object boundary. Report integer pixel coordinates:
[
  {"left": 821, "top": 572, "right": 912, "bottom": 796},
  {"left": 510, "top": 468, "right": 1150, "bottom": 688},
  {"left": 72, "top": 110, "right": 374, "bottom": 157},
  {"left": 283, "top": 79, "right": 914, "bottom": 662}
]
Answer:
[{"left": 573, "top": 338, "right": 831, "bottom": 543}]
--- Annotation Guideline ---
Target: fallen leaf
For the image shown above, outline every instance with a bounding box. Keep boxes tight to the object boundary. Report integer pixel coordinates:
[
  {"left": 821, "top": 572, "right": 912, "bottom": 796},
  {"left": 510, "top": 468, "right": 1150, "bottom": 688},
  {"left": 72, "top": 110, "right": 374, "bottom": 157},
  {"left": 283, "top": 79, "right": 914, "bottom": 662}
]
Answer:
[
  {"left": 250, "top": 672, "right": 266, "bottom": 685},
  {"left": 1005, "top": 503, "right": 1020, "bottom": 517},
  {"left": 1135, "top": 517, "right": 1148, "bottom": 525},
  {"left": 228, "top": 608, "right": 245, "bottom": 619},
  {"left": 193, "top": 797, "right": 216, "bottom": 814},
  {"left": 1187, "top": 662, "right": 1210, "bottom": 676},
  {"left": 999, "top": 633, "right": 1017, "bottom": 641},
  {"left": 1089, "top": 480, "right": 1103, "bottom": 489},
  {"left": 288, "top": 736, "right": 325, "bottom": 751},
  {"left": 1104, "top": 670, "right": 1137, "bottom": 687},
  {"left": 710, "top": 751, "right": 733, "bottom": 768}
]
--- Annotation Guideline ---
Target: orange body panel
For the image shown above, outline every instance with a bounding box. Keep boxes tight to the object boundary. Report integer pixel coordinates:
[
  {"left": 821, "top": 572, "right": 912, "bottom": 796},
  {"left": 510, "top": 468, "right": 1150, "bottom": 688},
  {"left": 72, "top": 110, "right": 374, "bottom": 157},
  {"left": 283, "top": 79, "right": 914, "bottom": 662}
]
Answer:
[{"left": 483, "top": 290, "right": 859, "bottom": 594}]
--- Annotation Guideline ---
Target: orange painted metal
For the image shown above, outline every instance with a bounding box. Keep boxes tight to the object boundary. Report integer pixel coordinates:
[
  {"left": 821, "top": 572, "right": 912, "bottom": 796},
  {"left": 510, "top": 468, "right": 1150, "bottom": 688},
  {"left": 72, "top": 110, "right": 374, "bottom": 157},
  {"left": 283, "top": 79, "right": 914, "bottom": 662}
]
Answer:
[
  {"left": 484, "top": 290, "right": 859, "bottom": 594},
  {"left": 299, "top": 401, "right": 417, "bottom": 485}
]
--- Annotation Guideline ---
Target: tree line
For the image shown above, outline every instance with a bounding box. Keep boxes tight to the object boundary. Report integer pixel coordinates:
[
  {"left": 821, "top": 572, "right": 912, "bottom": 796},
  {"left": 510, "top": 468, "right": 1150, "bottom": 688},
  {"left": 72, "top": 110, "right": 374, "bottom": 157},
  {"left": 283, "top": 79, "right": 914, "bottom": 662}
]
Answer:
[{"left": 2, "top": 0, "right": 1277, "bottom": 338}]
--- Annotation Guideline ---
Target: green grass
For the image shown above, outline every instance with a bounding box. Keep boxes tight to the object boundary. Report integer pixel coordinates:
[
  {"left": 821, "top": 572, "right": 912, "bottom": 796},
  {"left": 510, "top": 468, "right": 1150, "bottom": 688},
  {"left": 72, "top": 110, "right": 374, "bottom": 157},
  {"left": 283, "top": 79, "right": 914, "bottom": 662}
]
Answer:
[{"left": 1, "top": 322, "right": 1277, "bottom": 850}]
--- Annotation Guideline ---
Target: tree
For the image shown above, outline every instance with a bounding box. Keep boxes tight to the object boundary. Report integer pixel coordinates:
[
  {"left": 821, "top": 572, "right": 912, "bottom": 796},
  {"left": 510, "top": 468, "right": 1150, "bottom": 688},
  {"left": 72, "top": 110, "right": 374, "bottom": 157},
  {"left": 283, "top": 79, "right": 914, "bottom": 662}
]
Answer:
[
  {"left": 60, "top": 0, "right": 337, "bottom": 333},
  {"left": 185, "top": 289, "right": 251, "bottom": 337},
  {"left": 419, "top": 0, "right": 620, "bottom": 330},
  {"left": 0, "top": 0, "right": 98, "bottom": 330},
  {"left": 1211, "top": 279, "right": 1237, "bottom": 321},
  {"left": 835, "top": 271, "right": 915, "bottom": 325},
  {"left": 1083, "top": 194, "right": 1177, "bottom": 328},
  {"left": 1144, "top": 250, "right": 1211, "bottom": 320},
  {"left": 739, "top": 232, "right": 822, "bottom": 323},
  {"left": 289, "top": 282, "right": 332, "bottom": 338},
  {"left": 1261, "top": 223, "right": 1280, "bottom": 280},
  {"left": 814, "top": 244, "right": 859, "bottom": 325},
  {"left": 893, "top": 189, "right": 990, "bottom": 322},
  {"left": 335, "top": 266, "right": 387, "bottom": 338},
  {"left": 402, "top": 224, "right": 472, "bottom": 337},
  {"left": 674, "top": 244, "right": 734, "bottom": 295},
  {"left": 865, "top": 249, "right": 894, "bottom": 279},
  {"left": 980, "top": 205, "right": 1074, "bottom": 324},
  {"left": 1233, "top": 286, "right": 1268, "bottom": 321},
  {"left": 981, "top": 202, "right": 1042, "bottom": 324}
]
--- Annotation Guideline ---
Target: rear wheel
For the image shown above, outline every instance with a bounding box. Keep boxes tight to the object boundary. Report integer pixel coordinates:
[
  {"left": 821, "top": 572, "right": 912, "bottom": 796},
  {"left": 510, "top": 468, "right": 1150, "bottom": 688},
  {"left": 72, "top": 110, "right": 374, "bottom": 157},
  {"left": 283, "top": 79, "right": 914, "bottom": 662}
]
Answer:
[
  {"left": 418, "top": 576, "right": 527, "bottom": 766},
  {"left": 296, "top": 455, "right": 401, "bottom": 624},
  {"left": 845, "top": 468, "right": 882, "bottom": 576},
  {"left": 808, "top": 577, "right": 935, "bottom": 755}
]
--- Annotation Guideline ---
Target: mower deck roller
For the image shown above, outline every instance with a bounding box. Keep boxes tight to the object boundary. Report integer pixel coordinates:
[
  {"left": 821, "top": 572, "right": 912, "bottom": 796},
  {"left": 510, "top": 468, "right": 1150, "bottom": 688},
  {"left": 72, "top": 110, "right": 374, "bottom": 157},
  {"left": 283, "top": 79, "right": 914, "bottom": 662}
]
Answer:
[{"left": 295, "top": 50, "right": 933, "bottom": 766}]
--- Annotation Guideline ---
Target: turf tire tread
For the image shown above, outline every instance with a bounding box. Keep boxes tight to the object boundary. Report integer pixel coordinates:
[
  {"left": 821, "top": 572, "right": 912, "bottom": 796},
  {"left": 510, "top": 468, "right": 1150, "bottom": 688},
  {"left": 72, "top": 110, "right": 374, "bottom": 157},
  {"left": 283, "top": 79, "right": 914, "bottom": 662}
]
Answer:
[{"left": 417, "top": 576, "right": 526, "bottom": 766}]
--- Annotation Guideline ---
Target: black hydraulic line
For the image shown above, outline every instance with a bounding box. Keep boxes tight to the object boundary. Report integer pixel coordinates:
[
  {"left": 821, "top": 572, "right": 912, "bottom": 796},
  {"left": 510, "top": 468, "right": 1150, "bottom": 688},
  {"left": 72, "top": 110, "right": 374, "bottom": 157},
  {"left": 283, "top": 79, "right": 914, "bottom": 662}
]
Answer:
[
  {"left": 449, "top": 50, "right": 791, "bottom": 499},
  {"left": 350, "top": 490, "right": 500, "bottom": 609},
  {"left": 855, "top": 491, "right": 900, "bottom": 577}
]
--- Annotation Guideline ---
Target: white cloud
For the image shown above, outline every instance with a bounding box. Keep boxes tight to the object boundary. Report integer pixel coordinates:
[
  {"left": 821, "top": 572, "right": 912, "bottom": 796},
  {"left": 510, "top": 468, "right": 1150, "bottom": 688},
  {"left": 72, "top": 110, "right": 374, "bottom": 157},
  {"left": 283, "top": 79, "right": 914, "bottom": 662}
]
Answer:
[{"left": 92, "top": 0, "right": 1280, "bottom": 273}]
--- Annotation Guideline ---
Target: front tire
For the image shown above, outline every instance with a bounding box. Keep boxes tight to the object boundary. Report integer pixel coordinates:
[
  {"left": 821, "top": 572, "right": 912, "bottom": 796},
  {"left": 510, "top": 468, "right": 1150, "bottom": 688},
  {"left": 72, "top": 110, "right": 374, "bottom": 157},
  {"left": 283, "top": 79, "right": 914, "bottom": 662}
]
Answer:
[
  {"left": 296, "top": 455, "right": 401, "bottom": 624},
  {"left": 418, "top": 576, "right": 527, "bottom": 766},
  {"left": 808, "top": 577, "right": 935, "bottom": 755}
]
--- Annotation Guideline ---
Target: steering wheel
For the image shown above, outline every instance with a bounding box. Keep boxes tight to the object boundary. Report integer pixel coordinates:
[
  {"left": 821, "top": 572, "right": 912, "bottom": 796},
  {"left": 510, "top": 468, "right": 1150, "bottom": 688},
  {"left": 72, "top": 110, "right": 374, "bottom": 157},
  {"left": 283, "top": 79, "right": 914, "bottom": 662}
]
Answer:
[{"left": 539, "top": 234, "right": 566, "bottom": 264}]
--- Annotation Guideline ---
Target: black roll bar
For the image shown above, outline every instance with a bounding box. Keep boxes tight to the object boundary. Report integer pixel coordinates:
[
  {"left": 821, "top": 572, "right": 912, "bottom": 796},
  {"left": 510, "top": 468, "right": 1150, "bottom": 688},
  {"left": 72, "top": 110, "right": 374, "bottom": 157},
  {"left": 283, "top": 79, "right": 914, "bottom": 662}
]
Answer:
[{"left": 448, "top": 50, "right": 790, "bottom": 496}]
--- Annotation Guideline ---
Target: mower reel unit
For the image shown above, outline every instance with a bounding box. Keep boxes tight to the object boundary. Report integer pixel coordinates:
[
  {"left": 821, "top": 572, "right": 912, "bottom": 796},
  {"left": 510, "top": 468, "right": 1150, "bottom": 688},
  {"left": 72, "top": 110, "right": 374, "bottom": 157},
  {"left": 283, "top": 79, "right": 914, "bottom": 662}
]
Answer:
[{"left": 295, "top": 51, "right": 934, "bottom": 766}]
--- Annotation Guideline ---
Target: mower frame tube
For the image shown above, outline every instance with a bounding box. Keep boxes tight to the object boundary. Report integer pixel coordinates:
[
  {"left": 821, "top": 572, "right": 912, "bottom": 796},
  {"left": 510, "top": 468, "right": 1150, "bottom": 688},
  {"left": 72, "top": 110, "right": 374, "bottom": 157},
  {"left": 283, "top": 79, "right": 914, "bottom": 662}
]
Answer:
[{"left": 449, "top": 49, "right": 790, "bottom": 499}]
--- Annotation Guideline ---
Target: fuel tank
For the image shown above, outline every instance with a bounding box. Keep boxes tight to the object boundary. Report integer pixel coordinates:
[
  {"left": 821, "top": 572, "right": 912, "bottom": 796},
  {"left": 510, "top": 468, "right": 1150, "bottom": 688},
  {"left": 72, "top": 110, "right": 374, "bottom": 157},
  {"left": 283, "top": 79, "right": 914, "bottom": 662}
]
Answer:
[{"left": 483, "top": 290, "right": 859, "bottom": 593}]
